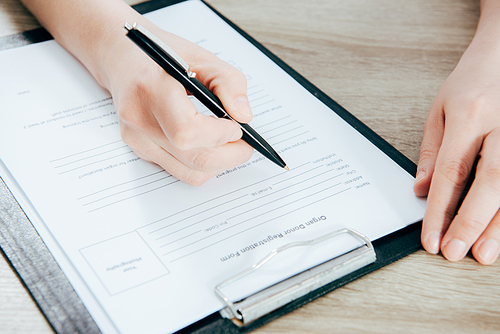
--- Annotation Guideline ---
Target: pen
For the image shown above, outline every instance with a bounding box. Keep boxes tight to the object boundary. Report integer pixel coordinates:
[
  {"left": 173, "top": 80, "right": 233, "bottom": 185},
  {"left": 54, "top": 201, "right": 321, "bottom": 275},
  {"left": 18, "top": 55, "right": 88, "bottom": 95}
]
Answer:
[{"left": 123, "top": 22, "right": 288, "bottom": 170}]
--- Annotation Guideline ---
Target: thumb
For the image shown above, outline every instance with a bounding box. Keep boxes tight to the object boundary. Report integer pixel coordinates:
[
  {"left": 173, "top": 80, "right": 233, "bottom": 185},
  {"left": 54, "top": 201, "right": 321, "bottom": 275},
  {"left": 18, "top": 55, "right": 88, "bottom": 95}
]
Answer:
[{"left": 195, "top": 60, "right": 253, "bottom": 123}]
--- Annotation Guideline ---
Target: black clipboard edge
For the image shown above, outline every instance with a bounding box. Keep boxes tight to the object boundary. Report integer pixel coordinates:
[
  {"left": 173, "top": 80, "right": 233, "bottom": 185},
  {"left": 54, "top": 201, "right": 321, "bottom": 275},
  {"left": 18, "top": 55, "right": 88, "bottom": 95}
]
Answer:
[
  {"left": 0, "top": 1, "right": 422, "bottom": 333},
  {"left": 0, "top": 28, "right": 52, "bottom": 51}
]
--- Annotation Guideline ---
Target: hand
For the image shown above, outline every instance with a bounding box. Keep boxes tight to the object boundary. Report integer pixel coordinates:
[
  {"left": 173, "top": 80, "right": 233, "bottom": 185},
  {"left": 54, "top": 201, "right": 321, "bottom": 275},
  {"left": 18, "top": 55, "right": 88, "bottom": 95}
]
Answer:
[
  {"left": 101, "top": 24, "right": 254, "bottom": 186},
  {"left": 19, "top": 0, "right": 254, "bottom": 187},
  {"left": 414, "top": 30, "right": 500, "bottom": 264}
]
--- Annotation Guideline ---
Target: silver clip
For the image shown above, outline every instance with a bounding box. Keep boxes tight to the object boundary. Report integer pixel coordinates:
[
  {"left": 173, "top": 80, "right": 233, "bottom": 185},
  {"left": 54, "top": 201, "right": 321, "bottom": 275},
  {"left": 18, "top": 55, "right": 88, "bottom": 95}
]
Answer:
[
  {"left": 215, "top": 228, "right": 376, "bottom": 326},
  {"left": 124, "top": 22, "right": 196, "bottom": 78}
]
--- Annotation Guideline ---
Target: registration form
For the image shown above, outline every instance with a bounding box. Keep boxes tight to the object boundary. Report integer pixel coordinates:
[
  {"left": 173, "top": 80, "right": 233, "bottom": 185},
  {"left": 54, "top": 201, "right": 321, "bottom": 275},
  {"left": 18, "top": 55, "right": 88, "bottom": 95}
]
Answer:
[{"left": 0, "top": 1, "right": 426, "bottom": 333}]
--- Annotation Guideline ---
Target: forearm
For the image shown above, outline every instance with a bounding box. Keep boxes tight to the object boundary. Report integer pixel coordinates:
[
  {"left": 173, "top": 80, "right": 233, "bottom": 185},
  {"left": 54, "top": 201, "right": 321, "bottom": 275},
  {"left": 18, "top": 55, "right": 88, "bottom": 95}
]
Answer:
[
  {"left": 474, "top": 0, "right": 500, "bottom": 46},
  {"left": 20, "top": 0, "right": 151, "bottom": 90},
  {"left": 452, "top": 0, "right": 500, "bottom": 78}
]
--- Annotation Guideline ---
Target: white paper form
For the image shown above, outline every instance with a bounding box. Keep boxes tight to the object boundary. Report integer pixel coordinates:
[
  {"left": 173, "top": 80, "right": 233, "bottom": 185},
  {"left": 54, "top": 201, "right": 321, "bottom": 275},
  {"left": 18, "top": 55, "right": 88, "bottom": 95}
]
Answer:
[{"left": 0, "top": 1, "right": 426, "bottom": 333}]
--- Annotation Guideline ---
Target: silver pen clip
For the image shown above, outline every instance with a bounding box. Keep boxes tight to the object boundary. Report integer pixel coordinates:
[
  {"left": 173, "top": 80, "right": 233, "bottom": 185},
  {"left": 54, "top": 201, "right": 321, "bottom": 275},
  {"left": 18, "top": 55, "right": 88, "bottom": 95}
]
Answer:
[{"left": 124, "top": 22, "right": 196, "bottom": 78}]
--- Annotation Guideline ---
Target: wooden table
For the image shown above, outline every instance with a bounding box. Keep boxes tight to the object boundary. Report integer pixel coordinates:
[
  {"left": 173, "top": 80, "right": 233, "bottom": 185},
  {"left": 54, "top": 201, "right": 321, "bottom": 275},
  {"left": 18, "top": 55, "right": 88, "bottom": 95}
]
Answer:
[{"left": 1, "top": 0, "right": 499, "bottom": 333}]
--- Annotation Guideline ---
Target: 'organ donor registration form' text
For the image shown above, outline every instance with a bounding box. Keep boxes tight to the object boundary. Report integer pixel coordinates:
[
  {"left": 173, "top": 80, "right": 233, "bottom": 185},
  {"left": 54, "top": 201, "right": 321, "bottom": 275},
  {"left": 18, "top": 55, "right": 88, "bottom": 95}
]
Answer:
[{"left": 0, "top": 1, "right": 426, "bottom": 333}]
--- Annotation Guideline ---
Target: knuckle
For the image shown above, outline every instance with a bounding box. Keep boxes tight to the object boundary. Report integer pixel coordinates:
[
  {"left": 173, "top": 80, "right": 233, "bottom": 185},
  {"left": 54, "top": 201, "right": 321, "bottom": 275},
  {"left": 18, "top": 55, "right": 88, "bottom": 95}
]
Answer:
[
  {"left": 422, "top": 119, "right": 438, "bottom": 135},
  {"left": 227, "top": 69, "right": 246, "bottom": 83},
  {"left": 459, "top": 214, "right": 487, "bottom": 236},
  {"left": 191, "top": 150, "right": 213, "bottom": 171},
  {"left": 418, "top": 148, "right": 436, "bottom": 165},
  {"left": 211, "top": 68, "right": 246, "bottom": 91},
  {"left": 438, "top": 158, "right": 471, "bottom": 188},
  {"left": 170, "top": 123, "right": 197, "bottom": 150},
  {"left": 476, "top": 160, "right": 500, "bottom": 195},
  {"left": 465, "top": 95, "right": 490, "bottom": 121},
  {"left": 482, "top": 163, "right": 500, "bottom": 182},
  {"left": 216, "top": 135, "right": 229, "bottom": 148},
  {"left": 217, "top": 123, "right": 240, "bottom": 146},
  {"left": 118, "top": 105, "right": 141, "bottom": 128},
  {"left": 183, "top": 170, "right": 210, "bottom": 187}
]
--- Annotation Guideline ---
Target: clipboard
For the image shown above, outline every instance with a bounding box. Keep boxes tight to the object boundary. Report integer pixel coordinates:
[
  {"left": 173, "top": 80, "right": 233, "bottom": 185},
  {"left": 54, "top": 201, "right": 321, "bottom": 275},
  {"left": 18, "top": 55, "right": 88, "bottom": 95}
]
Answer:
[{"left": 0, "top": 0, "right": 423, "bottom": 333}]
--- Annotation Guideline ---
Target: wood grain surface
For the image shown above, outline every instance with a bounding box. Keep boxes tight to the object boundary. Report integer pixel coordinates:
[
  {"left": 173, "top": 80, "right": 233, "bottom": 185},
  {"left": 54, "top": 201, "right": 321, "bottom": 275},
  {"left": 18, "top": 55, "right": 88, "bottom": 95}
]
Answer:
[{"left": 1, "top": 0, "right": 499, "bottom": 333}]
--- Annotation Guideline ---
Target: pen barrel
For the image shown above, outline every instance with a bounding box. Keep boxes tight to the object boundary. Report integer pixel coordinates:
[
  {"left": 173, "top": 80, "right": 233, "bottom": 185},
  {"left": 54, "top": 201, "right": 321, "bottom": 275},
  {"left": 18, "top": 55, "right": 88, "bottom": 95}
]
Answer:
[
  {"left": 187, "top": 77, "right": 227, "bottom": 118},
  {"left": 241, "top": 125, "right": 287, "bottom": 168},
  {"left": 189, "top": 78, "right": 286, "bottom": 168}
]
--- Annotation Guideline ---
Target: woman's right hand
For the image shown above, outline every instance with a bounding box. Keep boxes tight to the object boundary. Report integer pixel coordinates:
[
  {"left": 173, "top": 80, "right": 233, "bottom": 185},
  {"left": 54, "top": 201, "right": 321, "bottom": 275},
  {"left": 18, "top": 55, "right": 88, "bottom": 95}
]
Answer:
[{"left": 100, "top": 21, "right": 254, "bottom": 186}]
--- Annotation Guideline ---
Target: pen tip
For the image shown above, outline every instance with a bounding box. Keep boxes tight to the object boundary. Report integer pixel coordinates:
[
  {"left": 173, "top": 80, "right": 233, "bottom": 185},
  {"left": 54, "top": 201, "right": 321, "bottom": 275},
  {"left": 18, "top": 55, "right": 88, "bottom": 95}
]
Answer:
[{"left": 284, "top": 165, "right": 290, "bottom": 171}]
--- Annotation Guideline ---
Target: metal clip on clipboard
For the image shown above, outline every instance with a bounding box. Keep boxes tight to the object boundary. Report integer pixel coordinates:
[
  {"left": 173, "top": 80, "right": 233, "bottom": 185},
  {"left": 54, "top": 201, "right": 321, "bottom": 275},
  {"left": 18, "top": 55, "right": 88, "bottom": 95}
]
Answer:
[{"left": 215, "top": 228, "right": 376, "bottom": 327}]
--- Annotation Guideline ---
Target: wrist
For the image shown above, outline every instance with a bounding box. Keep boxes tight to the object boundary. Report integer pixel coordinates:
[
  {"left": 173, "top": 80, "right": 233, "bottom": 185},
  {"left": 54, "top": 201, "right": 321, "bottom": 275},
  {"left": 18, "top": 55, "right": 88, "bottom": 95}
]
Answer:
[
  {"left": 473, "top": 0, "right": 500, "bottom": 48},
  {"left": 91, "top": 5, "right": 144, "bottom": 91},
  {"left": 94, "top": 10, "right": 167, "bottom": 93},
  {"left": 459, "top": 8, "right": 500, "bottom": 66}
]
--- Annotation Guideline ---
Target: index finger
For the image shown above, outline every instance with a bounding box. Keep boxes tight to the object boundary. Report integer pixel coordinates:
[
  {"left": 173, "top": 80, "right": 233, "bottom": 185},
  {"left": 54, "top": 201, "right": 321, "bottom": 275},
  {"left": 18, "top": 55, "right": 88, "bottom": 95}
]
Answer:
[
  {"left": 192, "top": 57, "right": 253, "bottom": 124},
  {"left": 422, "top": 125, "right": 482, "bottom": 256},
  {"left": 149, "top": 75, "right": 243, "bottom": 150}
]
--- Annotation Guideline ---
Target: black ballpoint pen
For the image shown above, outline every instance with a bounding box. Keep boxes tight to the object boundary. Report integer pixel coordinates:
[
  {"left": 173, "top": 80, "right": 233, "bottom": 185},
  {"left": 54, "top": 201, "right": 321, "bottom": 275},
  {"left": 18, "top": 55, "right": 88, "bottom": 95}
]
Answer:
[{"left": 123, "top": 22, "right": 288, "bottom": 170}]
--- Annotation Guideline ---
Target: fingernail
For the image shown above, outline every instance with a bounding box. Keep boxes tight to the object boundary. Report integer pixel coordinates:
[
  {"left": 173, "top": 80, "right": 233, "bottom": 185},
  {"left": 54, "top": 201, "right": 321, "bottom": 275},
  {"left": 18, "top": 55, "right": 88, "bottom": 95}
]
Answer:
[
  {"left": 478, "top": 239, "right": 500, "bottom": 264},
  {"left": 230, "top": 129, "right": 242, "bottom": 142},
  {"left": 414, "top": 171, "right": 426, "bottom": 185},
  {"left": 443, "top": 238, "right": 467, "bottom": 261},
  {"left": 234, "top": 96, "right": 252, "bottom": 117},
  {"left": 425, "top": 232, "right": 441, "bottom": 254}
]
